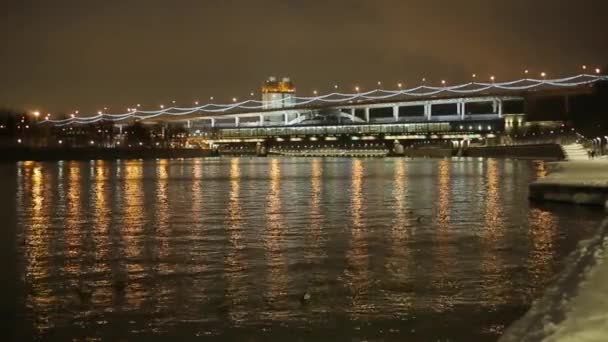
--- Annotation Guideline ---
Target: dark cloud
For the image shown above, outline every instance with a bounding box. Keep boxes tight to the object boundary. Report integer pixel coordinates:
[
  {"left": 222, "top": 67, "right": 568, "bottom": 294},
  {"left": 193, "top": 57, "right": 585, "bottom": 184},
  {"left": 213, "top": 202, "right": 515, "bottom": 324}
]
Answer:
[{"left": 1, "top": 0, "right": 607, "bottom": 114}]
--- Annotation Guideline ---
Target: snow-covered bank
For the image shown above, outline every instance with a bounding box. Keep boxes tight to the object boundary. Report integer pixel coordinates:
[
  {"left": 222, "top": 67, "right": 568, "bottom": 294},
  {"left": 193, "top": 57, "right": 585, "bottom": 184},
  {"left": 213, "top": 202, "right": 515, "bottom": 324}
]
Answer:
[
  {"left": 500, "top": 219, "right": 608, "bottom": 341},
  {"left": 530, "top": 161, "right": 608, "bottom": 206}
]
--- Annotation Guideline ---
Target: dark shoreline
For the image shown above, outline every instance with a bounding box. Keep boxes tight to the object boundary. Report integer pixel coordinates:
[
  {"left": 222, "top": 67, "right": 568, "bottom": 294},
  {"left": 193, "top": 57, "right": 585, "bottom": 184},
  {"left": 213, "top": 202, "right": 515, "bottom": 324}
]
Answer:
[
  {"left": 0, "top": 147, "right": 216, "bottom": 162},
  {"left": 0, "top": 143, "right": 565, "bottom": 162}
]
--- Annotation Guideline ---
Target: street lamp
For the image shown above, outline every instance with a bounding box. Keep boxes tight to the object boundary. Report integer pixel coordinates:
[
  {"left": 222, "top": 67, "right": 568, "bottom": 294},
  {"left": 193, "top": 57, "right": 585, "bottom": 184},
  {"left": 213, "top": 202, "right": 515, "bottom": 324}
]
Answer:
[
  {"left": 313, "top": 90, "right": 318, "bottom": 95},
  {"left": 33, "top": 111, "right": 40, "bottom": 118},
  {"left": 540, "top": 72, "right": 547, "bottom": 79},
  {"left": 596, "top": 68, "right": 601, "bottom": 74},
  {"left": 397, "top": 83, "right": 402, "bottom": 89},
  {"left": 355, "top": 86, "right": 360, "bottom": 92},
  {"left": 490, "top": 76, "right": 495, "bottom": 82}
]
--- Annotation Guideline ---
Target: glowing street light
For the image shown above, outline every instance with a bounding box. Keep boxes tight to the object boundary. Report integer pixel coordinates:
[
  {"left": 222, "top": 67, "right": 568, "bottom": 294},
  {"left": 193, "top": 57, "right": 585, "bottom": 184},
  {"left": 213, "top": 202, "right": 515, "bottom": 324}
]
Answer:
[
  {"left": 490, "top": 76, "right": 495, "bottom": 82},
  {"left": 313, "top": 90, "right": 318, "bottom": 95},
  {"left": 194, "top": 101, "right": 199, "bottom": 105},
  {"left": 582, "top": 65, "right": 587, "bottom": 70},
  {"left": 377, "top": 81, "right": 382, "bottom": 88},
  {"left": 232, "top": 97, "right": 237, "bottom": 102},
  {"left": 540, "top": 72, "right": 547, "bottom": 78},
  {"left": 70, "top": 114, "right": 75, "bottom": 118},
  {"left": 397, "top": 83, "right": 403, "bottom": 89},
  {"left": 441, "top": 80, "right": 446, "bottom": 86},
  {"left": 33, "top": 111, "right": 40, "bottom": 117},
  {"left": 136, "top": 104, "right": 141, "bottom": 108},
  {"left": 250, "top": 92, "right": 255, "bottom": 97},
  {"left": 210, "top": 96, "right": 214, "bottom": 101},
  {"left": 334, "top": 84, "right": 339, "bottom": 90},
  {"left": 355, "top": 86, "right": 360, "bottom": 92},
  {"left": 97, "top": 111, "right": 103, "bottom": 115},
  {"left": 596, "top": 68, "right": 601, "bottom": 74},
  {"left": 160, "top": 105, "right": 164, "bottom": 109}
]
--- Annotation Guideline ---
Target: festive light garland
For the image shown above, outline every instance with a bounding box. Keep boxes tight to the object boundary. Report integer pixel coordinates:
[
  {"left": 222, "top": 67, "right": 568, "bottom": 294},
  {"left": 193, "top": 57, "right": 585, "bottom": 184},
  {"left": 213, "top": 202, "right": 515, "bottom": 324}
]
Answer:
[{"left": 43, "top": 74, "right": 608, "bottom": 126}]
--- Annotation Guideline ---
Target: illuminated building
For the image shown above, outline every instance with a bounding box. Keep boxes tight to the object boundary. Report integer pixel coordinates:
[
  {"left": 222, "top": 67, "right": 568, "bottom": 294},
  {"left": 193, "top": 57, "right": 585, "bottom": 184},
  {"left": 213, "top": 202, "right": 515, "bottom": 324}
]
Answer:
[{"left": 262, "top": 77, "right": 296, "bottom": 109}]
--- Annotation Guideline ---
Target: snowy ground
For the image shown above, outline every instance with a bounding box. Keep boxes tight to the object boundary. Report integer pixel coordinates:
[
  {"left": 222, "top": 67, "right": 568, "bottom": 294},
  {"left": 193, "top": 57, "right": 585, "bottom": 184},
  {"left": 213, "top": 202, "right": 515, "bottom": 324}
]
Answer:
[
  {"left": 536, "top": 161, "right": 608, "bottom": 187},
  {"left": 499, "top": 220, "right": 608, "bottom": 341}
]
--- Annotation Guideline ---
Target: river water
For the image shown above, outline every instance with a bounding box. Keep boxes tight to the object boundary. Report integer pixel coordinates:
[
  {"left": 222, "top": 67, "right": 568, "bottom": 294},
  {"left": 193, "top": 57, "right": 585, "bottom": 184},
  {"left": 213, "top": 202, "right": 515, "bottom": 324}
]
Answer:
[{"left": 6, "top": 157, "right": 605, "bottom": 341}]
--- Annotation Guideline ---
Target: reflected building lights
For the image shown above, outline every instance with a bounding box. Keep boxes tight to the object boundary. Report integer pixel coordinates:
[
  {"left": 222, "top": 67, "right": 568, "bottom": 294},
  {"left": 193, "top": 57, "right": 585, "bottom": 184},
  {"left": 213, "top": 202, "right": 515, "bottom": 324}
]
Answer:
[
  {"left": 123, "top": 161, "right": 147, "bottom": 308},
  {"left": 304, "top": 158, "right": 327, "bottom": 272},
  {"left": 155, "top": 159, "right": 170, "bottom": 264},
  {"left": 527, "top": 208, "right": 558, "bottom": 289},
  {"left": 190, "top": 159, "right": 205, "bottom": 275},
  {"left": 24, "top": 163, "right": 54, "bottom": 332},
  {"left": 92, "top": 160, "right": 111, "bottom": 291},
  {"left": 385, "top": 159, "right": 412, "bottom": 311},
  {"left": 430, "top": 158, "right": 456, "bottom": 313},
  {"left": 480, "top": 158, "right": 508, "bottom": 306},
  {"left": 225, "top": 157, "right": 248, "bottom": 323},
  {"left": 264, "top": 158, "right": 289, "bottom": 320},
  {"left": 346, "top": 159, "right": 373, "bottom": 317},
  {"left": 64, "top": 162, "right": 82, "bottom": 280}
]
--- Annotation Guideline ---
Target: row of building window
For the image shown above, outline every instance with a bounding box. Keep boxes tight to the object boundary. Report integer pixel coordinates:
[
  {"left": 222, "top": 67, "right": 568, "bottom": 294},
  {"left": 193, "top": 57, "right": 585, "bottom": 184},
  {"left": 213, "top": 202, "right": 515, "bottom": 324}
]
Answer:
[{"left": 219, "top": 123, "right": 462, "bottom": 138}]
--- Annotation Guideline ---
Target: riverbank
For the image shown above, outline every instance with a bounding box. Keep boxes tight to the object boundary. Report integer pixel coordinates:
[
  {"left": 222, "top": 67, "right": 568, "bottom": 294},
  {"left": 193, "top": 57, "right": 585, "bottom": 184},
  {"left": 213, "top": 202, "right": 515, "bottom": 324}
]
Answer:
[
  {"left": 0, "top": 143, "right": 566, "bottom": 162},
  {"left": 530, "top": 161, "right": 608, "bottom": 206},
  {"left": 465, "top": 144, "right": 564, "bottom": 160},
  {"left": 500, "top": 219, "right": 608, "bottom": 341},
  {"left": 0, "top": 147, "right": 215, "bottom": 162},
  {"left": 222, "top": 143, "right": 566, "bottom": 159}
]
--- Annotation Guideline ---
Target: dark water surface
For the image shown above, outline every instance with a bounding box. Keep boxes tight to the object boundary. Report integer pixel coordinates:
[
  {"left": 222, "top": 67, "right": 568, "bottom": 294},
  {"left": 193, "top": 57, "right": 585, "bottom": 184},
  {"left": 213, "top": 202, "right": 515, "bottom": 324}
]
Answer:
[{"left": 6, "top": 157, "right": 605, "bottom": 341}]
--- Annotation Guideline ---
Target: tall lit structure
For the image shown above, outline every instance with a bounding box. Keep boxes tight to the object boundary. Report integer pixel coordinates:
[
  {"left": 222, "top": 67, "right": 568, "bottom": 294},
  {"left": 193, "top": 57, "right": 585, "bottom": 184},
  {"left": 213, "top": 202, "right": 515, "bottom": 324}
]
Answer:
[{"left": 262, "top": 76, "right": 296, "bottom": 109}]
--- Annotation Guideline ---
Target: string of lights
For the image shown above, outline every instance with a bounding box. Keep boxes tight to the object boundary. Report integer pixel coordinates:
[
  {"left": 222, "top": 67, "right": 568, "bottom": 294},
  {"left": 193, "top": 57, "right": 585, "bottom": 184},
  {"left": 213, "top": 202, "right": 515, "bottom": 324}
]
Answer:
[{"left": 42, "top": 73, "right": 608, "bottom": 126}]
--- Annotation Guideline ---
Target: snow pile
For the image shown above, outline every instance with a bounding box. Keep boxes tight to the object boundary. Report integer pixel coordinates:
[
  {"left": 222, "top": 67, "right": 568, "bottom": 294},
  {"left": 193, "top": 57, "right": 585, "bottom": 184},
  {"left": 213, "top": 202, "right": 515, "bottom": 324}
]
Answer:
[
  {"left": 500, "top": 219, "right": 608, "bottom": 342},
  {"left": 537, "top": 161, "right": 608, "bottom": 188}
]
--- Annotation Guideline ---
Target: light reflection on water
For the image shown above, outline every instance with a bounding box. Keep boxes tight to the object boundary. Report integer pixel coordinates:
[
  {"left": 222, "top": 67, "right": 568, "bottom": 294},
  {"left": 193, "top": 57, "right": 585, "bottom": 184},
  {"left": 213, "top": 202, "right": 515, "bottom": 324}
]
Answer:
[{"left": 12, "top": 158, "right": 605, "bottom": 341}]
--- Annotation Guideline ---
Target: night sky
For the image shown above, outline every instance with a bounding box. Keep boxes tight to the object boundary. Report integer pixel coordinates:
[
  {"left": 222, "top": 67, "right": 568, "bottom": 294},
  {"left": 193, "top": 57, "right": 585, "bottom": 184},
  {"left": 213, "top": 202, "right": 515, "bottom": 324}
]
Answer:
[{"left": 2, "top": 0, "right": 607, "bottom": 115}]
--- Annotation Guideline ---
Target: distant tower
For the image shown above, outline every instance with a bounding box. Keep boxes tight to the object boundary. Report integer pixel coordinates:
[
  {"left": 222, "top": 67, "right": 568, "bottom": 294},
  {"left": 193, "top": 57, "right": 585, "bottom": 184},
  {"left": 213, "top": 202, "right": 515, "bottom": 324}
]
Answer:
[{"left": 262, "top": 77, "right": 296, "bottom": 109}]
